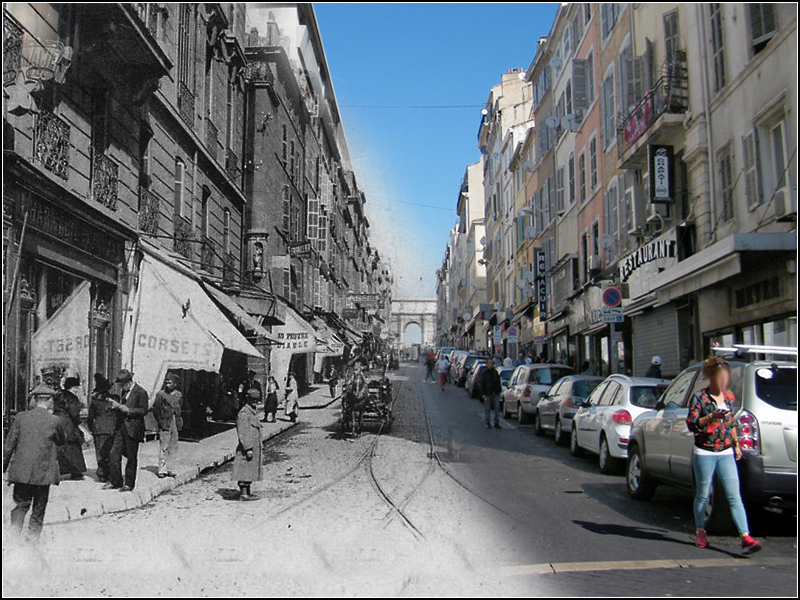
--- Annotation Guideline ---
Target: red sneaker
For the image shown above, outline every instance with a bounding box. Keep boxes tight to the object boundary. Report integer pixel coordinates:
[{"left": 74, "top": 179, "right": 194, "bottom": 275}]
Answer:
[
  {"left": 741, "top": 535, "right": 762, "bottom": 555},
  {"left": 695, "top": 530, "right": 710, "bottom": 548}
]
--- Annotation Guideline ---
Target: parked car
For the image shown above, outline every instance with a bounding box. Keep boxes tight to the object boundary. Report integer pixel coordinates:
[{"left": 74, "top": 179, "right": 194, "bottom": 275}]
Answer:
[
  {"left": 536, "top": 376, "right": 605, "bottom": 445},
  {"left": 626, "top": 351, "right": 797, "bottom": 532},
  {"left": 437, "top": 347, "right": 455, "bottom": 361},
  {"left": 449, "top": 351, "right": 470, "bottom": 382},
  {"left": 497, "top": 367, "right": 515, "bottom": 391},
  {"left": 466, "top": 363, "right": 488, "bottom": 398},
  {"left": 571, "top": 375, "right": 670, "bottom": 474},
  {"left": 502, "top": 364, "right": 574, "bottom": 424},
  {"left": 456, "top": 355, "right": 487, "bottom": 387}
]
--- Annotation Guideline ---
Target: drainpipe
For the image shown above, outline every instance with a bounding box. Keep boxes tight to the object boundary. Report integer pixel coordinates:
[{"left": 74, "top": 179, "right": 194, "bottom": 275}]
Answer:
[{"left": 697, "top": 4, "right": 717, "bottom": 247}]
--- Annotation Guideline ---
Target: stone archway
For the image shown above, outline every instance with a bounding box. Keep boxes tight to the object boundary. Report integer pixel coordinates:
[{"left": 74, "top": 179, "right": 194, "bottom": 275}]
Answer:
[{"left": 390, "top": 299, "right": 437, "bottom": 348}]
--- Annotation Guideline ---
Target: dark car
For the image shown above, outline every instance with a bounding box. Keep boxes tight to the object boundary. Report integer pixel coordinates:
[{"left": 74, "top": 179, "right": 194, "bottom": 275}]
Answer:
[
  {"left": 536, "top": 376, "right": 605, "bottom": 445},
  {"left": 456, "top": 355, "right": 487, "bottom": 387}
]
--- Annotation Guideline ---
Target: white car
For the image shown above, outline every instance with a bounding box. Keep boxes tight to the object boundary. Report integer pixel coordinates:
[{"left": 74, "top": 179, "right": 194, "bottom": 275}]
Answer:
[{"left": 571, "top": 375, "right": 670, "bottom": 474}]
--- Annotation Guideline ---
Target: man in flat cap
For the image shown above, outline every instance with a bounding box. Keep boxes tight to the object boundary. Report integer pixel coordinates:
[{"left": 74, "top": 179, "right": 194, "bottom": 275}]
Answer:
[
  {"left": 231, "top": 388, "right": 263, "bottom": 500},
  {"left": 152, "top": 374, "right": 185, "bottom": 478},
  {"left": 106, "top": 369, "right": 149, "bottom": 492},
  {"left": 3, "top": 384, "right": 67, "bottom": 540}
]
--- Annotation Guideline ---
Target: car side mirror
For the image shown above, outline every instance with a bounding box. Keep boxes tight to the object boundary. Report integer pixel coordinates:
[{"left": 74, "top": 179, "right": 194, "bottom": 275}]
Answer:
[
  {"left": 655, "top": 400, "right": 665, "bottom": 411},
  {"left": 538, "top": 391, "right": 547, "bottom": 399}
]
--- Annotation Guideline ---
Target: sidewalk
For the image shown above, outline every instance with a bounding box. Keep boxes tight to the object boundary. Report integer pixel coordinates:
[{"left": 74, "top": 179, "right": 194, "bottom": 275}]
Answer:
[{"left": 3, "top": 386, "right": 340, "bottom": 525}]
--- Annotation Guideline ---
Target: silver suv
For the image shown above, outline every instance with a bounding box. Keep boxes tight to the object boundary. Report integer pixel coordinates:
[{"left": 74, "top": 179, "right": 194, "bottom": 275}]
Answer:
[{"left": 626, "top": 346, "right": 797, "bottom": 532}]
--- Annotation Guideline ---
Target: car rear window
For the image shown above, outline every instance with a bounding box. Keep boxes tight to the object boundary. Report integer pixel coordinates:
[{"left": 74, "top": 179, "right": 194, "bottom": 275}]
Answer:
[
  {"left": 463, "top": 356, "right": 485, "bottom": 370},
  {"left": 499, "top": 370, "right": 513, "bottom": 381},
  {"left": 531, "top": 367, "right": 574, "bottom": 385},
  {"left": 755, "top": 367, "right": 798, "bottom": 411},
  {"left": 630, "top": 386, "right": 667, "bottom": 409},
  {"left": 573, "top": 380, "right": 601, "bottom": 399}
]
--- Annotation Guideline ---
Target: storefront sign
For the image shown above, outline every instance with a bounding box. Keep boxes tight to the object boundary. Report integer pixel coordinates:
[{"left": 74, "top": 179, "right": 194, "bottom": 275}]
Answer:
[
  {"left": 535, "top": 248, "right": 547, "bottom": 319},
  {"left": 648, "top": 145, "right": 674, "bottom": 204},
  {"left": 288, "top": 240, "right": 313, "bottom": 257},
  {"left": 619, "top": 239, "right": 676, "bottom": 283},
  {"left": 348, "top": 293, "right": 379, "bottom": 309}
]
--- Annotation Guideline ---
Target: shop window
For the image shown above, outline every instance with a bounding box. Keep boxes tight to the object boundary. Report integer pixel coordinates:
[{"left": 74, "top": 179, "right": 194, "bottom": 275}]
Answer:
[{"left": 734, "top": 277, "right": 780, "bottom": 309}]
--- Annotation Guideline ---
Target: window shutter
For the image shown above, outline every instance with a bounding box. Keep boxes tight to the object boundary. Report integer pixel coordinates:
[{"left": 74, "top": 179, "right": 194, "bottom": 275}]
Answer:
[
  {"left": 601, "top": 3, "right": 609, "bottom": 38},
  {"left": 742, "top": 130, "right": 762, "bottom": 208},
  {"left": 643, "top": 38, "right": 654, "bottom": 91},
  {"left": 572, "top": 15, "right": 583, "bottom": 48},
  {"left": 750, "top": 4, "right": 778, "bottom": 46},
  {"left": 664, "top": 11, "right": 680, "bottom": 60},
  {"left": 556, "top": 167, "right": 565, "bottom": 214},
  {"left": 573, "top": 59, "right": 588, "bottom": 110},
  {"left": 626, "top": 56, "right": 644, "bottom": 111}
]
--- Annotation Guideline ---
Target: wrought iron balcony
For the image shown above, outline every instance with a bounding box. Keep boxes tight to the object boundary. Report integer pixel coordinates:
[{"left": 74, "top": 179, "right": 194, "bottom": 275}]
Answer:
[
  {"left": 173, "top": 218, "right": 194, "bottom": 260},
  {"left": 138, "top": 186, "right": 160, "bottom": 235},
  {"left": 178, "top": 81, "right": 195, "bottom": 128},
  {"left": 92, "top": 153, "right": 119, "bottom": 210},
  {"left": 33, "top": 110, "right": 71, "bottom": 180},
  {"left": 206, "top": 120, "right": 219, "bottom": 160},
  {"left": 3, "top": 12, "right": 24, "bottom": 87},
  {"left": 225, "top": 148, "right": 240, "bottom": 180},
  {"left": 200, "top": 236, "right": 217, "bottom": 272}
]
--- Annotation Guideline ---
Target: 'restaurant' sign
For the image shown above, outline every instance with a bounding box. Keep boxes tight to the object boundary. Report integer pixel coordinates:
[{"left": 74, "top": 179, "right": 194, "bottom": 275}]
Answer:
[
  {"left": 619, "top": 238, "right": 676, "bottom": 283},
  {"left": 648, "top": 145, "right": 674, "bottom": 204}
]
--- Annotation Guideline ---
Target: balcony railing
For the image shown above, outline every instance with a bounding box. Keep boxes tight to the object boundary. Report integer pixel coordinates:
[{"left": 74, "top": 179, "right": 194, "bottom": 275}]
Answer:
[
  {"left": 33, "top": 110, "right": 71, "bottom": 180},
  {"left": 3, "top": 12, "right": 24, "bottom": 86},
  {"left": 173, "top": 218, "right": 194, "bottom": 259},
  {"left": 178, "top": 81, "right": 195, "bottom": 128},
  {"left": 617, "top": 75, "right": 688, "bottom": 156},
  {"left": 225, "top": 148, "right": 240, "bottom": 180},
  {"left": 200, "top": 236, "right": 217, "bottom": 272},
  {"left": 222, "top": 252, "right": 237, "bottom": 286},
  {"left": 138, "top": 186, "right": 159, "bottom": 235},
  {"left": 206, "top": 120, "right": 219, "bottom": 160},
  {"left": 92, "top": 153, "right": 119, "bottom": 210}
]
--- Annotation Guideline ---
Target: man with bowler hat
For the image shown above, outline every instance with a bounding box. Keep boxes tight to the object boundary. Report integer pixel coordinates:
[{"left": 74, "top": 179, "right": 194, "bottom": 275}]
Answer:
[
  {"left": 105, "top": 369, "right": 149, "bottom": 491},
  {"left": 87, "top": 374, "right": 118, "bottom": 482}
]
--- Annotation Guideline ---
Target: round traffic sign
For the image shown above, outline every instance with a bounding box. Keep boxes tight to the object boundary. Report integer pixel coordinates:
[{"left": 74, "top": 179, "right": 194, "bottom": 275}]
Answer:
[
  {"left": 602, "top": 287, "right": 622, "bottom": 308},
  {"left": 507, "top": 326, "right": 518, "bottom": 336}
]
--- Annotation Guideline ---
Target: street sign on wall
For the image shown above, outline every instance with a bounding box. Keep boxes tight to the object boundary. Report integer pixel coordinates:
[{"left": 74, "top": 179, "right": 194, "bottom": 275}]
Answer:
[
  {"left": 535, "top": 248, "right": 547, "bottom": 319},
  {"left": 493, "top": 325, "right": 502, "bottom": 346}
]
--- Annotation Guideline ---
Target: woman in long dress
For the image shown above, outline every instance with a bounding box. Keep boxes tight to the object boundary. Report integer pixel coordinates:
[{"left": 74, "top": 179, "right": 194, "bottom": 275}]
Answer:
[
  {"left": 262, "top": 376, "right": 279, "bottom": 423},
  {"left": 284, "top": 373, "right": 299, "bottom": 422}
]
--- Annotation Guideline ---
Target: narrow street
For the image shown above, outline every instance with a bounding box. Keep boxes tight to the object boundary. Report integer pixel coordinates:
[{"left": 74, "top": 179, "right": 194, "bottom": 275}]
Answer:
[{"left": 4, "top": 363, "right": 796, "bottom": 596}]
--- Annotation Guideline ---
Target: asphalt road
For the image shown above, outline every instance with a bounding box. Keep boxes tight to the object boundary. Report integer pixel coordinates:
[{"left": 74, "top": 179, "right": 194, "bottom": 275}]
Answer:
[{"left": 3, "top": 362, "right": 796, "bottom": 597}]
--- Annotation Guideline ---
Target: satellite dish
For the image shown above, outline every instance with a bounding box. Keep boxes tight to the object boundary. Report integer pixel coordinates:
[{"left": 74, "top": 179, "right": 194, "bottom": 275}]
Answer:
[
  {"left": 518, "top": 205, "right": 533, "bottom": 217},
  {"left": 544, "top": 115, "right": 559, "bottom": 129},
  {"left": 525, "top": 226, "right": 536, "bottom": 239},
  {"left": 524, "top": 271, "right": 537, "bottom": 283},
  {"left": 481, "top": 108, "right": 489, "bottom": 116},
  {"left": 517, "top": 280, "right": 526, "bottom": 290},
  {"left": 561, "top": 114, "right": 579, "bottom": 132},
  {"left": 524, "top": 287, "right": 534, "bottom": 298},
  {"left": 480, "top": 236, "right": 488, "bottom": 246},
  {"left": 598, "top": 234, "right": 613, "bottom": 249},
  {"left": 548, "top": 56, "right": 562, "bottom": 70},
  {"left": 463, "top": 311, "right": 472, "bottom": 321},
  {"left": 518, "top": 72, "right": 527, "bottom": 81}
]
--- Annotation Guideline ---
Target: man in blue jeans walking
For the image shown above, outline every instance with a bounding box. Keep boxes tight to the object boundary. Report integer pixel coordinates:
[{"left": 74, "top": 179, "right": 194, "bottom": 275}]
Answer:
[{"left": 478, "top": 358, "right": 503, "bottom": 429}]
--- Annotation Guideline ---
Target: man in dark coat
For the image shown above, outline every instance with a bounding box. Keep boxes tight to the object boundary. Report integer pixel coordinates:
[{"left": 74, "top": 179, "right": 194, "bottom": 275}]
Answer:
[
  {"left": 52, "top": 377, "right": 87, "bottom": 479},
  {"left": 87, "top": 375, "right": 118, "bottom": 483},
  {"left": 152, "top": 375, "right": 185, "bottom": 478},
  {"left": 106, "top": 369, "right": 149, "bottom": 492},
  {"left": 3, "top": 384, "right": 67, "bottom": 539},
  {"left": 479, "top": 358, "right": 503, "bottom": 429},
  {"left": 645, "top": 356, "right": 663, "bottom": 379},
  {"left": 231, "top": 388, "right": 262, "bottom": 500}
]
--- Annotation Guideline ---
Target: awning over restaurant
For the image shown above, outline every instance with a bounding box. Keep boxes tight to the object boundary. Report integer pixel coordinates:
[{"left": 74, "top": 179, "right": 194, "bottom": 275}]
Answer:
[
  {"left": 311, "top": 317, "right": 345, "bottom": 356},
  {"left": 269, "top": 299, "right": 318, "bottom": 387},
  {"left": 203, "top": 283, "right": 280, "bottom": 345},
  {"left": 121, "top": 252, "right": 262, "bottom": 401}
]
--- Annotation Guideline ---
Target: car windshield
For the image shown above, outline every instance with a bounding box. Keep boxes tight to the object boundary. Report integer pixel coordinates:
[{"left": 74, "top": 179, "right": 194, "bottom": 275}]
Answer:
[
  {"left": 533, "top": 367, "right": 573, "bottom": 386},
  {"left": 630, "top": 386, "right": 666, "bottom": 409},
  {"left": 755, "top": 367, "right": 797, "bottom": 411},
  {"left": 499, "top": 370, "right": 513, "bottom": 382},
  {"left": 463, "top": 356, "right": 484, "bottom": 369},
  {"left": 573, "top": 380, "right": 601, "bottom": 399}
]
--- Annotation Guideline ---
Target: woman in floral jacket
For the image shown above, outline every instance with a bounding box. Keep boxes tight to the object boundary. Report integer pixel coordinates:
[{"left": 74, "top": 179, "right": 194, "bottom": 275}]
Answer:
[{"left": 686, "top": 357, "right": 761, "bottom": 554}]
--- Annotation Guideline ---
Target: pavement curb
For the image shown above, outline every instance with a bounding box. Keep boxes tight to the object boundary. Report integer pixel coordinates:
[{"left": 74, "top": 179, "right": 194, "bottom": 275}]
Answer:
[{"left": 299, "top": 394, "right": 342, "bottom": 410}]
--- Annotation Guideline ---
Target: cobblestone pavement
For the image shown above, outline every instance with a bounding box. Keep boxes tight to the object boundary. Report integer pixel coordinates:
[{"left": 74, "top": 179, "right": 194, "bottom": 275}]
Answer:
[{"left": 3, "top": 363, "right": 796, "bottom": 596}]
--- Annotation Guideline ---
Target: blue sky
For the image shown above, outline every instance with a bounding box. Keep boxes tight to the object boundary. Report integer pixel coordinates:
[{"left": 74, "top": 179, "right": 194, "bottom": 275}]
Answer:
[{"left": 314, "top": 2, "right": 558, "bottom": 299}]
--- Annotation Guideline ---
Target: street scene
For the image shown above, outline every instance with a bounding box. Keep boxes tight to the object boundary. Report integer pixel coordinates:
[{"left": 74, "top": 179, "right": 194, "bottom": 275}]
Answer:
[{"left": 2, "top": 2, "right": 798, "bottom": 598}]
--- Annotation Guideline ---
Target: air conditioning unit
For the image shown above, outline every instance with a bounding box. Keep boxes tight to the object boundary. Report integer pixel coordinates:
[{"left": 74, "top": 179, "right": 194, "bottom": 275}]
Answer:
[
  {"left": 774, "top": 185, "right": 798, "bottom": 222},
  {"left": 587, "top": 254, "right": 602, "bottom": 272},
  {"left": 646, "top": 202, "right": 669, "bottom": 224},
  {"left": 627, "top": 184, "right": 647, "bottom": 236}
]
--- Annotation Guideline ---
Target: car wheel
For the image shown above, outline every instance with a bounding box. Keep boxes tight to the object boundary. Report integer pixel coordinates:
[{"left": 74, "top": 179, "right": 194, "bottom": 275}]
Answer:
[
  {"left": 555, "top": 417, "right": 567, "bottom": 446},
  {"left": 518, "top": 405, "right": 531, "bottom": 425},
  {"left": 598, "top": 435, "right": 621, "bottom": 474},
  {"left": 626, "top": 444, "right": 657, "bottom": 500},
  {"left": 704, "top": 476, "right": 736, "bottom": 535},
  {"left": 502, "top": 400, "right": 510, "bottom": 419},
  {"left": 534, "top": 411, "right": 545, "bottom": 436},
  {"left": 570, "top": 426, "right": 584, "bottom": 457}
]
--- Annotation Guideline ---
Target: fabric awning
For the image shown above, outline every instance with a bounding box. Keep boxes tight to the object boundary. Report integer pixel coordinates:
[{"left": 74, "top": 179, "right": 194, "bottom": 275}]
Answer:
[
  {"left": 269, "top": 299, "right": 318, "bottom": 386},
  {"left": 203, "top": 283, "right": 280, "bottom": 344},
  {"left": 121, "top": 253, "right": 262, "bottom": 400}
]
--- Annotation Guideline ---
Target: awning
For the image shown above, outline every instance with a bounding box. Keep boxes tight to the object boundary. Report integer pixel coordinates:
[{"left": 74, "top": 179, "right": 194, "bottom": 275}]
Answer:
[
  {"left": 652, "top": 233, "right": 796, "bottom": 303},
  {"left": 269, "top": 299, "right": 318, "bottom": 386},
  {"left": 311, "top": 317, "right": 345, "bottom": 356},
  {"left": 121, "top": 252, "right": 262, "bottom": 400},
  {"left": 203, "top": 283, "right": 280, "bottom": 344}
]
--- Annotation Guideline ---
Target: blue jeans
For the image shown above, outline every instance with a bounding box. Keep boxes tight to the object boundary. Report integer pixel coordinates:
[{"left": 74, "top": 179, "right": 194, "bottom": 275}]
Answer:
[
  {"left": 691, "top": 450, "right": 749, "bottom": 534},
  {"left": 484, "top": 394, "right": 500, "bottom": 427}
]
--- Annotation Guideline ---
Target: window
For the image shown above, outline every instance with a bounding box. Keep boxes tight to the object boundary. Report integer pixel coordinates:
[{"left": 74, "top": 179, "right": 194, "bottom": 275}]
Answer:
[
  {"left": 742, "top": 130, "right": 762, "bottom": 209},
  {"left": 578, "top": 152, "right": 586, "bottom": 203},
  {"left": 92, "top": 90, "right": 110, "bottom": 156},
  {"left": 289, "top": 141, "right": 295, "bottom": 177},
  {"left": 174, "top": 158, "right": 185, "bottom": 219},
  {"left": 225, "top": 82, "right": 234, "bottom": 150},
  {"left": 661, "top": 370, "right": 696, "bottom": 409},
  {"left": 709, "top": 4, "right": 726, "bottom": 93},
  {"left": 568, "top": 153, "right": 575, "bottom": 205},
  {"left": 572, "top": 13, "right": 583, "bottom": 47},
  {"left": 138, "top": 122, "right": 153, "bottom": 188},
  {"left": 200, "top": 186, "right": 211, "bottom": 238},
  {"left": 177, "top": 5, "right": 194, "bottom": 89},
  {"left": 584, "top": 3, "right": 591, "bottom": 24},
  {"left": 599, "top": 382, "right": 621, "bottom": 406},
  {"left": 589, "top": 136, "right": 598, "bottom": 189},
  {"left": 749, "top": 4, "right": 778, "bottom": 49},
  {"left": 282, "top": 185, "right": 290, "bottom": 232},
  {"left": 718, "top": 147, "right": 734, "bottom": 222},
  {"left": 581, "top": 232, "right": 589, "bottom": 281},
  {"left": 770, "top": 120, "right": 787, "bottom": 189},
  {"left": 566, "top": 78, "right": 573, "bottom": 115},
  {"left": 281, "top": 125, "right": 288, "bottom": 165},
  {"left": 556, "top": 166, "right": 565, "bottom": 215},
  {"left": 601, "top": 3, "right": 619, "bottom": 40},
  {"left": 592, "top": 222, "right": 599, "bottom": 255},
  {"left": 601, "top": 71, "right": 615, "bottom": 149},
  {"left": 621, "top": 45, "right": 645, "bottom": 112},
  {"left": 663, "top": 10, "right": 681, "bottom": 61},
  {"left": 223, "top": 208, "right": 231, "bottom": 254},
  {"left": 585, "top": 52, "right": 594, "bottom": 106},
  {"left": 563, "top": 26, "right": 571, "bottom": 60}
]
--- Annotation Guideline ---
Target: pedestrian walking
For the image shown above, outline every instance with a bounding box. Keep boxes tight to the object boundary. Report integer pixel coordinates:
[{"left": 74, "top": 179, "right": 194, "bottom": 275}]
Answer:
[
  {"left": 425, "top": 355, "right": 435, "bottom": 381},
  {"left": 479, "top": 358, "right": 503, "bottom": 429},
  {"left": 87, "top": 375, "right": 118, "bottom": 483},
  {"left": 152, "top": 375, "right": 185, "bottom": 478},
  {"left": 52, "top": 377, "right": 87, "bottom": 480},
  {"left": 262, "top": 376, "right": 279, "bottom": 423},
  {"left": 513, "top": 352, "right": 525, "bottom": 367},
  {"left": 645, "top": 356, "right": 663, "bottom": 379},
  {"left": 106, "top": 369, "right": 149, "bottom": 492},
  {"left": 284, "top": 372, "right": 299, "bottom": 422},
  {"left": 3, "top": 384, "right": 67, "bottom": 540},
  {"left": 328, "top": 365, "right": 339, "bottom": 398},
  {"left": 232, "top": 388, "right": 262, "bottom": 501},
  {"left": 436, "top": 355, "right": 451, "bottom": 392},
  {"left": 686, "top": 357, "right": 762, "bottom": 554}
]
